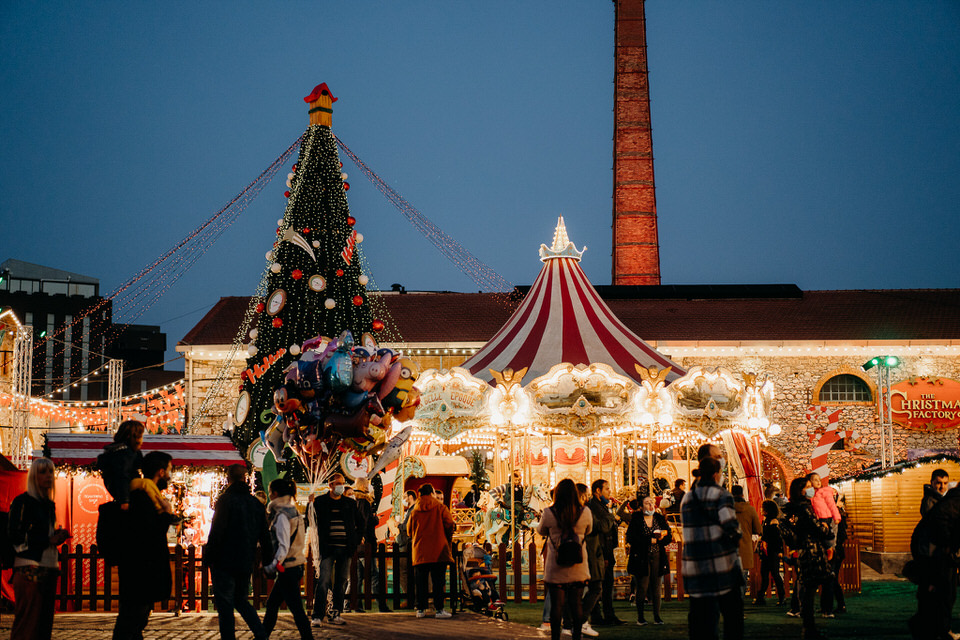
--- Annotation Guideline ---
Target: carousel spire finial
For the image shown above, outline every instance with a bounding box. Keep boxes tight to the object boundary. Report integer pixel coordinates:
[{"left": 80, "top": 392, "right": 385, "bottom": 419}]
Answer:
[{"left": 539, "top": 215, "right": 586, "bottom": 262}]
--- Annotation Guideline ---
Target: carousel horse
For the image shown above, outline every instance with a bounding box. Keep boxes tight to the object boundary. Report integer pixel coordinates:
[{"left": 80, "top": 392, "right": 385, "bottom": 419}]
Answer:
[
  {"left": 480, "top": 483, "right": 550, "bottom": 546},
  {"left": 471, "top": 491, "right": 496, "bottom": 540}
]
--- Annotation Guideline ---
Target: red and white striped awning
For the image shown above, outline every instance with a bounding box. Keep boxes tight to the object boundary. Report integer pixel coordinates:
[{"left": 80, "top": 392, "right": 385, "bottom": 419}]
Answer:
[
  {"left": 46, "top": 433, "right": 244, "bottom": 468},
  {"left": 463, "top": 218, "right": 684, "bottom": 385}
]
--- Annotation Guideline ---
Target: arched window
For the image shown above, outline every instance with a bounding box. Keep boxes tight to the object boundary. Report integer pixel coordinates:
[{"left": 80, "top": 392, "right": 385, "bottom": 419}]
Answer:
[{"left": 818, "top": 374, "right": 872, "bottom": 403}]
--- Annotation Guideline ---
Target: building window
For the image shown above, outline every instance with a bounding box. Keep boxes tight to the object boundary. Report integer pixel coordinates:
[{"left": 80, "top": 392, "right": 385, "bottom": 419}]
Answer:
[{"left": 819, "top": 374, "right": 872, "bottom": 403}]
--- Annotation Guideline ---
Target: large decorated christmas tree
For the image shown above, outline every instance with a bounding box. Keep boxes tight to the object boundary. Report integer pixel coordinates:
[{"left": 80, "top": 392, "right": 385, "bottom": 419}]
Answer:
[{"left": 233, "top": 83, "right": 373, "bottom": 473}]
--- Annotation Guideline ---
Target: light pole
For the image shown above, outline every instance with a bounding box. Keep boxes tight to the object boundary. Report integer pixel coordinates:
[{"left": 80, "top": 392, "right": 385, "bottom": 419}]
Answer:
[{"left": 863, "top": 356, "right": 899, "bottom": 468}]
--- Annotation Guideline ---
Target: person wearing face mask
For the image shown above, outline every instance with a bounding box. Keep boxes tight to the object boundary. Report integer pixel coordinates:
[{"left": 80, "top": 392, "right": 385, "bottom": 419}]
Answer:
[
  {"left": 309, "top": 473, "right": 361, "bottom": 627},
  {"left": 112, "top": 451, "right": 179, "bottom": 640},
  {"left": 779, "top": 477, "right": 832, "bottom": 640},
  {"left": 626, "top": 495, "right": 672, "bottom": 625},
  {"left": 587, "top": 478, "right": 624, "bottom": 627}
]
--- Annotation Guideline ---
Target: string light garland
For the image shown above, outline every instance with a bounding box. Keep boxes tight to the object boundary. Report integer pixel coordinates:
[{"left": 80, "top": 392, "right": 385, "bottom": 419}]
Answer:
[
  {"left": 34, "top": 137, "right": 303, "bottom": 381},
  {"left": 831, "top": 453, "right": 960, "bottom": 484},
  {"left": 335, "top": 136, "right": 513, "bottom": 296},
  {"left": 0, "top": 380, "right": 186, "bottom": 433}
]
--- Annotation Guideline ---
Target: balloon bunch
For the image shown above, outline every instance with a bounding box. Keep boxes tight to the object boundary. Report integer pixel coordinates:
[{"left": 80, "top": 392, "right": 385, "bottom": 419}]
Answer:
[{"left": 261, "top": 330, "right": 421, "bottom": 479}]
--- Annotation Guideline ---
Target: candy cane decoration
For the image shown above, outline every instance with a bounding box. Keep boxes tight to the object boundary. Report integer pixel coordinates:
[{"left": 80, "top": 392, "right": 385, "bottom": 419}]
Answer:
[
  {"left": 340, "top": 229, "right": 358, "bottom": 265},
  {"left": 375, "top": 456, "right": 400, "bottom": 542},
  {"left": 805, "top": 405, "right": 856, "bottom": 479}
]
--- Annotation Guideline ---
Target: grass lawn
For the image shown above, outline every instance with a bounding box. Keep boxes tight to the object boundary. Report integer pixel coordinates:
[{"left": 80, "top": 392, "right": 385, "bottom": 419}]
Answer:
[{"left": 498, "top": 580, "right": 916, "bottom": 639}]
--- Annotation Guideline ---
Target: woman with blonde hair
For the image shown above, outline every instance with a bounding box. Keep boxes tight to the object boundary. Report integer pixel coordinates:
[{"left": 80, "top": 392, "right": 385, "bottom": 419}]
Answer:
[{"left": 8, "top": 457, "right": 70, "bottom": 640}]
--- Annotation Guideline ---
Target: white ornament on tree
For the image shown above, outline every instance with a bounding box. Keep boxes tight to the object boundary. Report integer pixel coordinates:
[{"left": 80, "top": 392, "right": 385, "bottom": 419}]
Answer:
[
  {"left": 270, "top": 263, "right": 281, "bottom": 273},
  {"left": 325, "top": 298, "right": 336, "bottom": 309},
  {"left": 289, "top": 344, "right": 301, "bottom": 356},
  {"left": 312, "top": 240, "right": 320, "bottom": 248},
  {"left": 358, "top": 275, "right": 369, "bottom": 286},
  {"left": 355, "top": 233, "right": 364, "bottom": 243},
  {"left": 249, "top": 329, "right": 258, "bottom": 340},
  {"left": 265, "top": 251, "right": 274, "bottom": 261},
  {"left": 247, "top": 345, "right": 258, "bottom": 357}
]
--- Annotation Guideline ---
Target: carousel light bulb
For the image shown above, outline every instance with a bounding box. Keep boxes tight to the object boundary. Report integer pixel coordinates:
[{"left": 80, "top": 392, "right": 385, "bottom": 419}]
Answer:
[
  {"left": 590, "top": 446, "right": 598, "bottom": 456},
  {"left": 769, "top": 424, "right": 782, "bottom": 436},
  {"left": 499, "top": 450, "right": 509, "bottom": 460},
  {"left": 640, "top": 412, "right": 655, "bottom": 426},
  {"left": 747, "top": 416, "right": 761, "bottom": 430},
  {"left": 659, "top": 413, "right": 674, "bottom": 426},
  {"left": 540, "top": 446, "right": 549, "bottom": 456},
  {"left": 760, "top": 417, "right": 770, "bottom": 430}
]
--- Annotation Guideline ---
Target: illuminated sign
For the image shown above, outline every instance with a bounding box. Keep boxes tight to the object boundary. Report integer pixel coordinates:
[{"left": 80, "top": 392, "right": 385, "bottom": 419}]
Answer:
[{"left": 891, "top": 377, "right": 960, "bottom": 432}]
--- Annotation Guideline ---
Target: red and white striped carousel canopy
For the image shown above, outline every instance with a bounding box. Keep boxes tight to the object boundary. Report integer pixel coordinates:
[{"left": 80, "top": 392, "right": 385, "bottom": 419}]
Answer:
[{"left": 463, "top": 218, "right": 685, "bottom": 385}]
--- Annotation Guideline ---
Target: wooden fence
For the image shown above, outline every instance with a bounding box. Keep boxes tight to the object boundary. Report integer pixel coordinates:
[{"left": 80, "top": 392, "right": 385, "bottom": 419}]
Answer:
[{"left": 49, "top": 537, "right": 860, "bottom": 613}]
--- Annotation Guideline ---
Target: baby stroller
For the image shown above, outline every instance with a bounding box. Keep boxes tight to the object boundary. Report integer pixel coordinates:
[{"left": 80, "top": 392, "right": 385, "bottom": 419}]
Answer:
[{"left": 459, "top": 543, "right": 507, "bottom": 621}]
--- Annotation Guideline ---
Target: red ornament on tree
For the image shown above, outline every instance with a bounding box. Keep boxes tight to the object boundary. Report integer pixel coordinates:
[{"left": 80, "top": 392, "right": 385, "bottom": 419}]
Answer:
[
  {"left": 303, "top": 227, "right": 311, "bottom": 234},
  {"left": 291, "top": 269, "right": 303, "bottom": 280},
  {"left": 347, "top": 216, "right": 356, "bottom": 226},
  {"left": 272, "top": 317, "right": 283, "bottom": 328},
  {"left": 255, "top": 302, "right": 265, "bottom": 313},
  {"left": 352, "top": 295, "right": 364, "bottom": 306},
  {"left": 284, "top": 190, "right": 290, "bottom": 198},
  {"left": 336, "top": 269, "right": 344, "bottom": 277},
  {"left": 343, "top": 182, "right": 350, "bottom": 191},
  {"left": 292, "top": 164, "right": 298, "bottom": 171},
  {"left": 372, "top": 319, "right": 385, "bottom": 332}
]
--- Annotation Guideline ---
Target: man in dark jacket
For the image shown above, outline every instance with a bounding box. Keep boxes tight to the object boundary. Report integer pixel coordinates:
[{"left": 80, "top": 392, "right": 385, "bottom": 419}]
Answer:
[
  {"left": 588, "top": 479, "right": 624, "bottom": 626},
  {"left": 310, "top": 473, "right": 361, "bottom": 625},
  {"left": 206, "top": 464, "right": 273, "bottom": 640},
  {"left": 113, "top": 451, "right": 178, "bottom": 640},
  {"left": 353, "top": 477, "right": 390, "bottom": 612},
  {"left": 909, "top": 485, "right": 960, "bottom": 640},
  {"left": 921, "top": 468, "right": 950, "bottom": 516}
]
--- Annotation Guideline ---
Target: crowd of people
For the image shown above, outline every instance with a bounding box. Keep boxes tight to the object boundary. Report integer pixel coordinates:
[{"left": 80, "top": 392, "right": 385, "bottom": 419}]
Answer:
[
  {"left": 4, "top": 420, "right": 461, "bottom": 640},
  {"left": 530, "top": 442, "right": 852, "bottom": 640},
  {"left": 22, "top": 418, "right": 960, "bottom": 640}
]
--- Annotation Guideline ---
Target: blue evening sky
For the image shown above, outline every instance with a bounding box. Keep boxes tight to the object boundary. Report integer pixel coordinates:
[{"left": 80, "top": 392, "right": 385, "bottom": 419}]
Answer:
[{"left": 2, "top": 2, "right": 958, "bottom": 368}]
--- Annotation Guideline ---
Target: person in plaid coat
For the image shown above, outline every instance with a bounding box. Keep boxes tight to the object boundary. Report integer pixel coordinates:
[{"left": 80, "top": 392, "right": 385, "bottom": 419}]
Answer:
[{"left": 681, "top": 455, "right": 743, "bottom": 640}]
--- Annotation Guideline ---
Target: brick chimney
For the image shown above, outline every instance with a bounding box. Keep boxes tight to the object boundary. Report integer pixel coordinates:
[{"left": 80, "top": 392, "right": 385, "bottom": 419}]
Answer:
[{"left": 612, "top": 0, "right": 660, "bottom": 285}]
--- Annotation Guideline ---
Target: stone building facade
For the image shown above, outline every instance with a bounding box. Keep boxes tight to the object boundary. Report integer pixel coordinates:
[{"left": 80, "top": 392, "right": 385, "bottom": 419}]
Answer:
[{"left": 178, "top": 288, "right": 960, "bottom": 483}]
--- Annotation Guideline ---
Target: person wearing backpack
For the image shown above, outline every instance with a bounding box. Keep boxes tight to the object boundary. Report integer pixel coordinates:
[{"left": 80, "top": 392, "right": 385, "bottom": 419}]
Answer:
[
  {"left": 8, "top": 457, "right": 70, "bottom": 640},
  {"left": 538, "top": 478, "right": 593, "bottom": 640},
  {"left": 96, "top": 420, "right": 145, "bottom": 510},
  {"left": 262, "top": 477, "right": 313, "bottom": 640},
  {"left": 112, "top": 451, "right": 178, "bottom": 640}
]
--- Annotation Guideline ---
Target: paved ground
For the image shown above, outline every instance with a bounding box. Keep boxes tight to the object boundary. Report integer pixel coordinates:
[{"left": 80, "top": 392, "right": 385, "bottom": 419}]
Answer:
[{"left": 0, "top": 610, "right": 541, "bottom": 640}]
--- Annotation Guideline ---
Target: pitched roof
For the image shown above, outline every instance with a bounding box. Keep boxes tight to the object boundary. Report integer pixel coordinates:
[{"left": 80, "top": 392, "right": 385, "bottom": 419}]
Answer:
[
  {"left": 461, "top": 218, "right": 683, "bottom": 384},
  {"left": 178, "top": 288, "right": 960, "bottom": 349}
]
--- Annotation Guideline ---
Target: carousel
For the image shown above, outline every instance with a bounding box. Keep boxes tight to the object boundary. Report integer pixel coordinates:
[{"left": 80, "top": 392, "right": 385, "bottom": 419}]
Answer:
[{"left": 394, "top": 218, "right": 781, "bottom": 545}]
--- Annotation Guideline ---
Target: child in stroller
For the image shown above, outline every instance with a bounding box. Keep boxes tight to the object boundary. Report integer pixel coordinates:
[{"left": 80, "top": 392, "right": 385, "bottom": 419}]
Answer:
[{"left": 460, "top": 543, "right": 507, "bottom": 620}]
